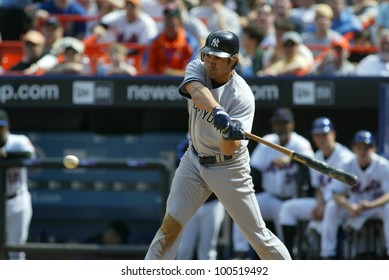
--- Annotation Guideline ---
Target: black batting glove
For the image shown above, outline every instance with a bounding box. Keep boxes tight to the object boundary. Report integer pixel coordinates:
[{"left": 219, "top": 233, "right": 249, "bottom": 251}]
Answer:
[
  {"left": 222, "top": 122, "right": 248, "bottom": 140},
  {"left": 212, "top": 106, "right": 231, "bottom": 131}
]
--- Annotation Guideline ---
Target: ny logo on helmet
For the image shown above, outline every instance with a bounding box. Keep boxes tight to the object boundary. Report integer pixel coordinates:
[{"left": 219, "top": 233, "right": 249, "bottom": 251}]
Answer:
[{"left": 211, "top": 38, "right": 220, "bottom": 48}]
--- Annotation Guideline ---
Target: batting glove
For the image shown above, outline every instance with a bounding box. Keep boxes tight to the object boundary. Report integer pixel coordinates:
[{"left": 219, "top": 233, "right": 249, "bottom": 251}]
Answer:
[
  {"left": 212, "top": 106, "right": 231, "bottom": 131},
  {"left": 222, "top": 122, "right": 248, "bottom": 140}
]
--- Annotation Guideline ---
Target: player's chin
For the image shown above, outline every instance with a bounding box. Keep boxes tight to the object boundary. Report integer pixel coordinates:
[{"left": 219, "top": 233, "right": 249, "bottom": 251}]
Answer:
[{"left": 205, "top": 68, "right": 217, "bottom": 76}]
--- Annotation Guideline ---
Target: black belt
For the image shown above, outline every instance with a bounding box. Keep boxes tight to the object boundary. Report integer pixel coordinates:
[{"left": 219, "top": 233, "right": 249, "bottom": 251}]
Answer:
[
  {"left": 271, "top": 193, "right": 291, "bottom": 201},
  {"left": 6, "top": 193, "right": 17, "bottom": 200},
  {"left": 191, "top": 146, "right": 232, "bottom": 165}
]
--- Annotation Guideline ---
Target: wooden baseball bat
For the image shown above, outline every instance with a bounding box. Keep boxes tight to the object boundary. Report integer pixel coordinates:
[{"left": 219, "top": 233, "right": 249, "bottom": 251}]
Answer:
[{"left": 244, "top": 131, "right": 358, "bottom": 186}]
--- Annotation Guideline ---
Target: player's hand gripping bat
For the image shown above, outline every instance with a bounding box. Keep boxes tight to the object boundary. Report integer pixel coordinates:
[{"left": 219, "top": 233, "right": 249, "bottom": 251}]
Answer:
[{"left": 244, "top": 131, "right": 358, "bottom": 186}]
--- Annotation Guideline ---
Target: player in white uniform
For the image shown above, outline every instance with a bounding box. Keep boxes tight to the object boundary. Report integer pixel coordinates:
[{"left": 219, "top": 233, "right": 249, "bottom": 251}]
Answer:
[
  {"left": 145, "top": 30, "right": 291, "bottom": 260},
  {"left": 278, "top": 117, "right": 354, "bottom": 258},
  {"left": 0, "top": 109, "right": 36, "bottom": 259},
  {"left": 232, "top": 108, "right": 314, "bottom": 258},
  {"left": 320, "top": 130, "right": 389, "bottom": 259}
]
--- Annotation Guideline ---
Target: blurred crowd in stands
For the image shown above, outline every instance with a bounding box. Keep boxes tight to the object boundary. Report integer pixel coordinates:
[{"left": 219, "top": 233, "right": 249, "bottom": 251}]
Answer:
[{"left": 0, "top": 0, "right": 388, "bottom": 77}]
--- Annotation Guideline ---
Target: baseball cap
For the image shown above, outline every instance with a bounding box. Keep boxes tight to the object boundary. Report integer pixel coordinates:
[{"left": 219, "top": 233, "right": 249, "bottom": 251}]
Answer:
[
  {"left": 0, "top": 109, "right": 9, "bottom": 127},
  {"left": 57, "top": 37, "right": 85, "bottom": 54},
  {"left": 270, "top": 107, "right": 294, "bottom": 123},
  {"left": 281, "top": 31, "right": 302, "bottom": 45},
  {"left": 352, "top": 130, "right": 376, "bottom": 146},
  {"left": 311, "top": 117, "right": 335, "bottom": 134},
  {"left": 331, "top": 37, "right": 350, "bottom": 50},
  {"left": 163, "top": 3, "right": 181, "bottom": 17},
  {"left": 44, "top": 17, "right": 62, "bottom": 28},
  {"left": 22, "top": 30, "right": 45, "bottom": 45}
]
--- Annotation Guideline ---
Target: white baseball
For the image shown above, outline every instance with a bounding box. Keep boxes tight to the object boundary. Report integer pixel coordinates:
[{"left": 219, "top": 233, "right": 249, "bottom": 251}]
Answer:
[{"left": 63, "top": 155, "right": 79, "bottom": 169}]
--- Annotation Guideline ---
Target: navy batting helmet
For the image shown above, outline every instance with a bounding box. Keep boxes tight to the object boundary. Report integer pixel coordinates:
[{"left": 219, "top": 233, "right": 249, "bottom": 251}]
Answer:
[
  {"left": 311, "top": 117, "right": 335, "bottom": 134},
  {"left": 200, "top": 30, "right": 239, "bottom": 60},
  {"left": 352, "top": 130, "right": 376, "bottom": 146}
]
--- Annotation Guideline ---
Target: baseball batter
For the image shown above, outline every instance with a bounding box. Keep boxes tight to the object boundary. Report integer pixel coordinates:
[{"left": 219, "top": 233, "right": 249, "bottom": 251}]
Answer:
[
  {"left": 320, "top": 130, "right": 389, "bottom": 259},
  {"left": 0, "top": 109, "right": 36, "bottom": 260},
  {"left": 278, "top": 117, "right": 354, "bottom": 258},
  {"left": 144, "top": 30, "right": 291, "bottom": 260},
  {"left": 232, "top": 107, "right": 314, "bottom": 257}
]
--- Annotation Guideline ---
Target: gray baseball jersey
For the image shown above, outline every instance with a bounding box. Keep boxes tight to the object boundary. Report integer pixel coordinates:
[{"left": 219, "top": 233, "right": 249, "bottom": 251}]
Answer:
[{"left": 179, "top": 59, "right": 254, "bottom": 155}]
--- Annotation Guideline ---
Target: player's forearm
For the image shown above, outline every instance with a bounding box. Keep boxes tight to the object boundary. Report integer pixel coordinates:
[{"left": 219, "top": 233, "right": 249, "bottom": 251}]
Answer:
[
  {"left": 333, "top": 193, "right": 350, "bottom": 209},
  {"left": 315, "top": 188, "right": 325, "bottom": 206},
  {"left": 185, "top": 81, "right": 219, "bottom": 111},
  {"left": 366, "top": 193, "right": 389, "bottom": 208}
]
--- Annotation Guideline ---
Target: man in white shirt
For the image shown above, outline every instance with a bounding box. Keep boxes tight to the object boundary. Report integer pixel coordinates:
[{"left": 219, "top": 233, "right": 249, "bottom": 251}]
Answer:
[
  {"left": 96, "top": 0, "right": 158, "bottom": 44},
  {"left": 355, "top": 28, "right": 389, "bottom": 76}
]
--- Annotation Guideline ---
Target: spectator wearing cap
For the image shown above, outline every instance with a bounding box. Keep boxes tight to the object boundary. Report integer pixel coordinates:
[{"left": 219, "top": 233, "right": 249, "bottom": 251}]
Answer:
[
  {"left": 302, "top": 3, "right": 343, "bottom": 58},
  {"left": 40, "top": 17, "right": 65, "bottom": 55},
  {"left": 355, "top": 28, "right": 389, "bottom": 76},
  {"left": 262, "top": 18, "right": 314, "bottom": 69},
  {"left": 32, "top": 0, "right": 88, "bottom": 39},
  {"left": 278, "top": 117, "right": 354, "bottom": 259},
  {"left": 320, "top": 130, "right": 389, "bottom": 260},
  {"left": 19, "top": 18, "right": 65, "bottom": 75},
  {"left": 45, "top": 36, "right": 89, "bottom": 75},
  {"left": 310, "top": 37, "right": 356, "bottom": 76},
  {"left": 91, "top": 0, "right": 158, "bottom": 44},
  {"left": 8, "top": 30, "right": 47, "bottom": 74},
  {"left": 232, "top": 107, "right": 314, "bottom": 259},
  {"left": 258, "top": 31, "right": 312, "bottom": 76},
  {"left": 145, "top": 3, "right": 199, "bottom": 76}
]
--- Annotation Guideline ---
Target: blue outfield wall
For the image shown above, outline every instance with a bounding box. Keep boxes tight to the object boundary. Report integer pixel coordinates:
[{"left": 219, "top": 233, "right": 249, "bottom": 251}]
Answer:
[{"left": 25, "top": 131, "right": 186, "bottom": 245}]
